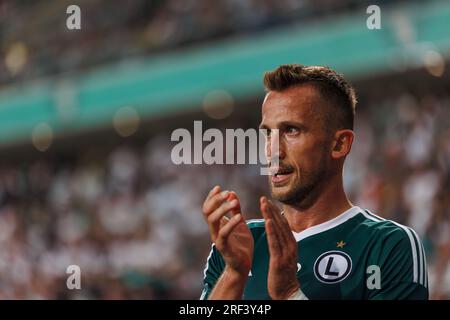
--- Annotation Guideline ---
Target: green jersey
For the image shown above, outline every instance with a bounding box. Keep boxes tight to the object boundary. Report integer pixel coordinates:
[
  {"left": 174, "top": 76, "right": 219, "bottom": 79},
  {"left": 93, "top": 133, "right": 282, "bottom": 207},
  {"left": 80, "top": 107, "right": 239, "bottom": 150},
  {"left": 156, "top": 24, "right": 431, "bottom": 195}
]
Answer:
[{"left": 200, "top": 206, "right": 428, "bottom": 300}]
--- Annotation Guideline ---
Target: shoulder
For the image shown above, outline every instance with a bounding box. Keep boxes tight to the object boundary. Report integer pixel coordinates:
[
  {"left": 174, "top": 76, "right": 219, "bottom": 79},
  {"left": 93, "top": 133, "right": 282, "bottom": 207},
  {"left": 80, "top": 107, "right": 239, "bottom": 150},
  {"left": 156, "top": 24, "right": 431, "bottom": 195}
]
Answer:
[
  {"left": 357, "top": 209, "right": 426, "bottom": 282},
  {"left": 358, "top": 209, "right": 428, "bottom": 291},
  {"left": 357, "top": 208, "right": 422, "bottom": 246}
]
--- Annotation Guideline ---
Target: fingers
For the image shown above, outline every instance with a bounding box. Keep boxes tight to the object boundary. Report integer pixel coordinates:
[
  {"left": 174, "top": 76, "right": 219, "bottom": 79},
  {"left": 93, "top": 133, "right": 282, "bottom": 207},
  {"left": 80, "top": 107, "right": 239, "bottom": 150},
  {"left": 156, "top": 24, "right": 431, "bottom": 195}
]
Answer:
[
  {"left": 207, "top": 185, "right": 221, "bottom": 201},
  {"left": 208, "top": 199, "right": 239, "bottom": 224},
  {"left": 203, "top": 186, "right": 244, "bottom": 242},
  {"left": 261, "top": 197, "right": 284, "bottom": 234},
  {"left": 203, "top": 186, "right": 242, "bottom": 219},
  {"left": 261, "top": 197, "right": 290, "bottom": 234},
  {"left": 207, "top": 199, "right": 240, "bottom": 240},
  {"left": 227, "top": 191, "right": 242, "bottom": 217},
  {"left": 266, "top": 199, "right": 292, "bottom": 236},
  {"left": 266, "top": 219, "right": 282, "bottom": 259},
  {"left": 261, "top": 198, "right": 286, "bottom": 254},
  {"left": 215, "top": 214, "right": 243, "bottom": 248},
  {"left": 203, "top": 188, "right": 230, "bottom": 216},
  {"left": 260, "top": 197, "right": 295, "bottom": 252}
]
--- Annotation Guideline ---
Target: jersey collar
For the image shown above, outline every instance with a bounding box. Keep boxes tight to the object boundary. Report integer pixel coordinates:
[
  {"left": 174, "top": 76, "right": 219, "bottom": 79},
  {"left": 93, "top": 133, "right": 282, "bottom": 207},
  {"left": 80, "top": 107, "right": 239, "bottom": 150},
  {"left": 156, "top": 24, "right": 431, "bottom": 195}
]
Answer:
[{"left": 291, "top": 206, "right": 362, "bottom": 242}]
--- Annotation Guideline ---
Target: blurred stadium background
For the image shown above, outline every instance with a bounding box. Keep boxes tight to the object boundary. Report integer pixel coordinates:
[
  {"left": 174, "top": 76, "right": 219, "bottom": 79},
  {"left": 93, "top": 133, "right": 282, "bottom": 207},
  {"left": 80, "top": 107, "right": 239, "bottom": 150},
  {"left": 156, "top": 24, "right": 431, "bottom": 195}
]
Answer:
[{"left": 0, "top": 0, "right": 449, "bottom": 299}]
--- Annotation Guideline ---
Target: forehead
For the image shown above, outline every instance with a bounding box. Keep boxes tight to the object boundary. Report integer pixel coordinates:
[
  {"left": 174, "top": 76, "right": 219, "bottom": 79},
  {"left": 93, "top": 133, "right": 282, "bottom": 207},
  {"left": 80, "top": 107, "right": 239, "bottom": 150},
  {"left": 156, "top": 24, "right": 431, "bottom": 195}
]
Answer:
[{"left": 261, "top": 85, "right": 323, "bottom": 126}]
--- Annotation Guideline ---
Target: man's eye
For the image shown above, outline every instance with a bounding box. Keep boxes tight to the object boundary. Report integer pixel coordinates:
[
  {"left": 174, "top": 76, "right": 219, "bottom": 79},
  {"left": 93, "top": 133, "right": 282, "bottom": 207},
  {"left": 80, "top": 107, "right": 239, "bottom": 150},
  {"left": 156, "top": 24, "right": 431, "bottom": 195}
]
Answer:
[{"left": 285, "top": 126, "right": 299, "bottom": 135}]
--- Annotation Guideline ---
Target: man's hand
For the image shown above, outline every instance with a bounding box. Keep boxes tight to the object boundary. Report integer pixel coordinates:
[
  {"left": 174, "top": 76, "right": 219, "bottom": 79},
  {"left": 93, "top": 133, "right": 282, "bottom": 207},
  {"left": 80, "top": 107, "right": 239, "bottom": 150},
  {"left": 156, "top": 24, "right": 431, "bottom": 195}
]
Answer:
[
  {"left": 202, "top": 186, "right": 254, "bottom": 276},
  {"left": 260, "top": 196, "right": 300, "bottom": 300}
]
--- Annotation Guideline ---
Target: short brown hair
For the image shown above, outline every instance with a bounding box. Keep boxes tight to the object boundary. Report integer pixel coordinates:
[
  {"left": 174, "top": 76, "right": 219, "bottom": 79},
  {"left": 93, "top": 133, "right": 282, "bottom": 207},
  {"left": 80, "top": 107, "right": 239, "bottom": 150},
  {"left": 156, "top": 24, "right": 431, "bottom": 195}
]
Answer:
[{"left": 263, "top": 64, "right": 357, "bottom": 130}]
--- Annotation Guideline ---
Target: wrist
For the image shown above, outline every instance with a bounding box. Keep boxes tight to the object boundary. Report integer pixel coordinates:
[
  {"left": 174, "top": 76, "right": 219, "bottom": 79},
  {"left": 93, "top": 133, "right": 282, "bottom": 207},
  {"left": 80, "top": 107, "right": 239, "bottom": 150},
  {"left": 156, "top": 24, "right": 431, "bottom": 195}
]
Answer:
[
  {"left": 223, "top": 265, "right": 250, "bottom": 283},
  {"left": 208, "top": 266, "right": 249, "bottom": 300},
  {"left": 287, "top": 287, "right": 308, "bottom": 300},
  {"left": 223, "top": 266, "right": 250, "bottom": 286},
  {"left": 271, "top": 282, "right": 301, "bottom": 300}
]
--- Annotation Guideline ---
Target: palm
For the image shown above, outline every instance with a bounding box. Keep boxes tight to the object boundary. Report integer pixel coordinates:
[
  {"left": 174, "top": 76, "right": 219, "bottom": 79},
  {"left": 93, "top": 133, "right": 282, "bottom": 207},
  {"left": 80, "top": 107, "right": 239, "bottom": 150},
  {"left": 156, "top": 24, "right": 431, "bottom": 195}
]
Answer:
[
  {"left": 267, "top": 259, "right": 297, "bottom": 298},
  {"left": 218, "top": 217, "right": 254, "bottom": 272}
]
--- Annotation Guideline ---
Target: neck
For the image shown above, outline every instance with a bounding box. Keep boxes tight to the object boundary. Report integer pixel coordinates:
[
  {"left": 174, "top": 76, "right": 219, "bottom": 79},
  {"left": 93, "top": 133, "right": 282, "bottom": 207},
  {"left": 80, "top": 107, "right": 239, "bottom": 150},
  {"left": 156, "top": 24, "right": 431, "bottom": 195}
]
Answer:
[{"left": 282, "top": 171, "right": 352, "bottom": 233}]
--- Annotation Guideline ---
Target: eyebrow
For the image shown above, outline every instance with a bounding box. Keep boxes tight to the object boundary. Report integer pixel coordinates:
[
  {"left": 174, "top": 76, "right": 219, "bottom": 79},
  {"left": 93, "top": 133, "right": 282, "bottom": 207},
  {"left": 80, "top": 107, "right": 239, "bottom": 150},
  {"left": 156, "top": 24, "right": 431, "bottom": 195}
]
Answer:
[{"left": 259, "top": 121, "right": 307, "bottom": 130}]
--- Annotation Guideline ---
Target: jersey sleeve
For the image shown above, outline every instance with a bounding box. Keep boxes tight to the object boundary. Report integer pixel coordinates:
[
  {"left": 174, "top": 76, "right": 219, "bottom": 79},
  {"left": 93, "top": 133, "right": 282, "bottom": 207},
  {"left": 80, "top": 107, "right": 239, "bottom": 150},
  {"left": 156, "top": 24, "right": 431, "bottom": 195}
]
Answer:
[
  {"left": 199, "top": 244, "right": 225, "bottom": 300},
  {"left": 368, "top": 226, "right": 428, "bottom": 300}
]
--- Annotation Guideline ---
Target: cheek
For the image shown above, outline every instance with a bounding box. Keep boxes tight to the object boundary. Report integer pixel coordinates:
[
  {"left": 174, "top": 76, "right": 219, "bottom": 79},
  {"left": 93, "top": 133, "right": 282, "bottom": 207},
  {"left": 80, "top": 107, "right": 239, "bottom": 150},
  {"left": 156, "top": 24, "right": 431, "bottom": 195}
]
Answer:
[
  {"left": 285, "top": 138, "right": 312, "bottom": 161},
  {"left": 286, "top": 139, "right": 326, "bottom": 170}
]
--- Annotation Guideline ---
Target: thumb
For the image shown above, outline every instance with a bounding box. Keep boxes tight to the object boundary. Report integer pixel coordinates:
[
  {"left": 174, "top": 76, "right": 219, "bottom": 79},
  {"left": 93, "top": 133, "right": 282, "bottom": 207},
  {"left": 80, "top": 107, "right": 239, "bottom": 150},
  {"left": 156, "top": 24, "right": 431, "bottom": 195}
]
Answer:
[{"left": 227, "top": 191, "right": 242, "bottom": 217}]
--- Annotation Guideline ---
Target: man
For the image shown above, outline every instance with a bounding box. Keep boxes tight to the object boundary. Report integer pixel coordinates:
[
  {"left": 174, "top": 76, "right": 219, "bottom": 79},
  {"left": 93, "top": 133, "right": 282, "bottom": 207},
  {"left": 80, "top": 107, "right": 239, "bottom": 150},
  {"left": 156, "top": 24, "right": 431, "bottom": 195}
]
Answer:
[{"left": 200, "top": 64, "right": 428, "bottom": 300}]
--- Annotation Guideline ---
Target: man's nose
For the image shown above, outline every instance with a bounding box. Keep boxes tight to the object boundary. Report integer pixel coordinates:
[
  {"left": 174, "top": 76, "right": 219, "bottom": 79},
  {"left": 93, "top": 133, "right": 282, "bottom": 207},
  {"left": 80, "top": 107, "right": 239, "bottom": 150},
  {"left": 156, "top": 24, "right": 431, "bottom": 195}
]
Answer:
[{"left": 267, "top": 130, "right": 285, "bottom": 161}]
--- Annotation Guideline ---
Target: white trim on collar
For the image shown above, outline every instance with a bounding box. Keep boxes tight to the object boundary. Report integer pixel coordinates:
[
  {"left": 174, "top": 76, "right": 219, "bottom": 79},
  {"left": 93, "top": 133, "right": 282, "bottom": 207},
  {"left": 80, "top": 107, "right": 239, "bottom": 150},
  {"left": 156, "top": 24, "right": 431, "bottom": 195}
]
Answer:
[{"left": 291, "top": 206, "right": 362, "bottom": 242}]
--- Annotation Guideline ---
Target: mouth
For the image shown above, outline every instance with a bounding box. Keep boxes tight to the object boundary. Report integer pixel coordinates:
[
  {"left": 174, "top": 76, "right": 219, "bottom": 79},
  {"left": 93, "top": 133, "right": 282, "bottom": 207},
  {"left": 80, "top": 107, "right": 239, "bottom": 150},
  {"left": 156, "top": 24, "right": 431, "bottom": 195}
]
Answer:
[{"left": 270, "top": 167, "right": 294, "bottom": 185}]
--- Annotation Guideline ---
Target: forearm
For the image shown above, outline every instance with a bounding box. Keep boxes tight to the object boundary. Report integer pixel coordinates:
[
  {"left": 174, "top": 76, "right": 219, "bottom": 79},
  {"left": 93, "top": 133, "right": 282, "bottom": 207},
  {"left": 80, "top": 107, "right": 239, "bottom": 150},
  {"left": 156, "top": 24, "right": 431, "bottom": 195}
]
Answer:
[{"left": 208, "top": 266, "right": 249, "bottom": 300}]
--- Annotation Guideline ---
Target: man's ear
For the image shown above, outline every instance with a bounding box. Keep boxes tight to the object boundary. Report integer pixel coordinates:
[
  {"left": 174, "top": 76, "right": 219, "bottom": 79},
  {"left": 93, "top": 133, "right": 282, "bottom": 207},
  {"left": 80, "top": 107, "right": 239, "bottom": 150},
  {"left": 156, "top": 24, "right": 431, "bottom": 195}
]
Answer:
[{"left": 331, "top": 129, "right": 354, "bottom": 159}]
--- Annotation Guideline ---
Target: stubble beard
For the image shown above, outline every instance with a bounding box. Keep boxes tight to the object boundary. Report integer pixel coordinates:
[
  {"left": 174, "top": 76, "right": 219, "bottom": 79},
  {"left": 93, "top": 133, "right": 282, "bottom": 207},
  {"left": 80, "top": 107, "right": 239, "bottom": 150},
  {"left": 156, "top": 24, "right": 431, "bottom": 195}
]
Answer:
[{"left": 270, "top": 157, "right": 328, "bottom": 207}]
